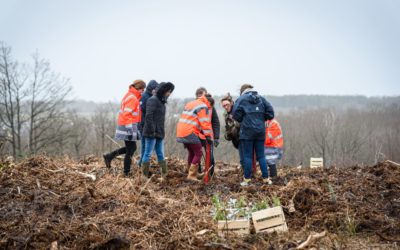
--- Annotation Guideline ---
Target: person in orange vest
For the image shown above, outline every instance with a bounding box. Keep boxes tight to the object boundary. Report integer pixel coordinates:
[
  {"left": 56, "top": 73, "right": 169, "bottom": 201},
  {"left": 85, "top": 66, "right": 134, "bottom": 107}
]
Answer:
[
  {"left": 176, "top": 94, "right": 214, "bottom": 181},
  {"left": 103, "top": 79, "right": 146, "bottom": 176},
  {"left": 194, "top": 87, "right": 220, "bottom": 177},
  {"left": 264, "top": 119, "right": 284, "bottom": 178}
]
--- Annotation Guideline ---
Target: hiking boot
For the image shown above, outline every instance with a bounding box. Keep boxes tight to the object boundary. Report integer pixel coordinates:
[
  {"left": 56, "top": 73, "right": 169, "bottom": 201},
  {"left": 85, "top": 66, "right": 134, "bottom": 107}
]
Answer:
[
  {"left": 262, "top": 177, "right": 273, "bottom": 185},
  {"left": 103, "top": 154, "right": 112, "bottom": 168},
  {"left": 187, "top": 164, "right": 200, "bottom": 182},
  {"left": 240, "top": 178, "right": 251, "bottom": 186}
]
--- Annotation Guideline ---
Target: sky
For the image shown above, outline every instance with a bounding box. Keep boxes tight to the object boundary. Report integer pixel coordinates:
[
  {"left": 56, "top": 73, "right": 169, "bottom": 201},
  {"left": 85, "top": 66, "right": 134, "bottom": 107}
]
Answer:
[{"left": 1, "top": 0, "right": 399, "bottom": 102}]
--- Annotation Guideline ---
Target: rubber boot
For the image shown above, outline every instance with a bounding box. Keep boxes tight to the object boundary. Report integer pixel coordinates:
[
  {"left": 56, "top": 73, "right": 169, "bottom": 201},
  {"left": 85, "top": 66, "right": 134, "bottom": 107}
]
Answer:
[
  {"left": 187, "top": 164, "right": 200, "bottom": 181},
  {"left": 185, "top": 163, "right": 190, "bottom": 173},
  {"left": 142, "top": 162, "right": 150, "bottom": 179},
  {"left": 103, "top": 154, "right": 112, "bottom": 168},
  {"left": 159, "top": 160, "right": 168, "bottom": 181},
  {"left": 269, "top": 164, "right": 277, "bottom": 178},
  {"left": 103, "top": 147, "right": 126, "bottom": 168}
]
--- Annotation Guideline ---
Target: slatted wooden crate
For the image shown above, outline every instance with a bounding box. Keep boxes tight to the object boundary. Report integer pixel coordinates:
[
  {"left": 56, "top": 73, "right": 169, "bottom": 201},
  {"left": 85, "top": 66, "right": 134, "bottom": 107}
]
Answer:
[
  {"left": 310, "top": 157, "right": 324, "bottom": 168},
  {"left": 251, "top": 206, "right": 288, "bottom": 233},
  {"left": 217, "top": 219, "right": 250, "bottom": 235}
]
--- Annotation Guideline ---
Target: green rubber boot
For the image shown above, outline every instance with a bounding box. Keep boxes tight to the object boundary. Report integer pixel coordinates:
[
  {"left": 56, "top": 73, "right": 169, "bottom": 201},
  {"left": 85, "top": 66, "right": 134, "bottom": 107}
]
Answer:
[
  {"left": 142, "top": 162, "right": 150, "bottom": 179},
  {"left": 159, "top": 160, "right": 168, "bottom": 180}
]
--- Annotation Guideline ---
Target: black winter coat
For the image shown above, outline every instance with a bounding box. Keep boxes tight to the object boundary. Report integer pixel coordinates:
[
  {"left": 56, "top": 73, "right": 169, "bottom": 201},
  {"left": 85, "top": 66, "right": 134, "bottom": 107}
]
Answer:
[
  {"left": 211, "top": 107, "right": 220, "bottom": 140},
  {"left": 139, "top": 80, "right": 159, "bottom": 133},
  {"left": 142, "top": 82, "right": 174, "bottom": 139}
]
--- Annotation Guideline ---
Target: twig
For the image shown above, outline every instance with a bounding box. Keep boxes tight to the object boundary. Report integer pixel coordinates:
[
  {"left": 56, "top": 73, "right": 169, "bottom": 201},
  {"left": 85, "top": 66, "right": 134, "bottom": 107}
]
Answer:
[
  {"left": 385, "top": 160, "right": 400, "bottom": 168},
  {"left": 297, "top": 231, "right": 327, "bottom": 249},
  {"left": 106, "top": 134, "right": 122, "bottom": 147}
]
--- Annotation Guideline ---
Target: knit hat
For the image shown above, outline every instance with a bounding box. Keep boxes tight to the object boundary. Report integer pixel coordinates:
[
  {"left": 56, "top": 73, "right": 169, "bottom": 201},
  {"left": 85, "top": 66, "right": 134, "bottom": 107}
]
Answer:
[{"left": 131, "top": 79, "right": 146, "bottom": 90}]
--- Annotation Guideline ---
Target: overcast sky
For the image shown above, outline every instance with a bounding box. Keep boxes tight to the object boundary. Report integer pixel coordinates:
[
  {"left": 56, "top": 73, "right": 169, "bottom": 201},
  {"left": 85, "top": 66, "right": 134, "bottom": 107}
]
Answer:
[{"left": 1, "top": 0, "right": 399, "bottom": 102}]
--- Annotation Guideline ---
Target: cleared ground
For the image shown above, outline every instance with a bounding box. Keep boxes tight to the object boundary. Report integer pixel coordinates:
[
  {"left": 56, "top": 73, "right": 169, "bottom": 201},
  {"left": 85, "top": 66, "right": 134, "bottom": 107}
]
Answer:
[{"left": 0, "top": 156, "right": 399, "bottom": 249}]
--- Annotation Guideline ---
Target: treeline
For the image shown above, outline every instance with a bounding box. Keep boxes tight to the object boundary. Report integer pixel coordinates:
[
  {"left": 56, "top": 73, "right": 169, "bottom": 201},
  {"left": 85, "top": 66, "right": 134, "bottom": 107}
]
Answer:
[{"left": 1, "top": 42, "right": 399, "bottom": 167}]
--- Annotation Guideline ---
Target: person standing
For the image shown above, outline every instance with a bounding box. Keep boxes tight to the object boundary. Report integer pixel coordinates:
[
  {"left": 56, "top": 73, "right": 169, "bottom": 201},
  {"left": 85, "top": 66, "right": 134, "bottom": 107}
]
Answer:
[
  {"left": 221, "top": 93, "right": 243, "bottom": 169},
  {"left": 176, "top": 94, "right": 214, "bottom": 181},
  {"left": 232, "top": 84, "right": 274, "bottom": 186},
  {"left": 103, "top": 80, "right": 146, "bottom": 176},
  {"left": 141, "top": 82, "right": 175, "bottom": 180},
  {"left": 138, "top": 80, "right": 159, "bottom": 167},
  {"left": 264, "top": 119, "right": 284, "bottom": 178}
]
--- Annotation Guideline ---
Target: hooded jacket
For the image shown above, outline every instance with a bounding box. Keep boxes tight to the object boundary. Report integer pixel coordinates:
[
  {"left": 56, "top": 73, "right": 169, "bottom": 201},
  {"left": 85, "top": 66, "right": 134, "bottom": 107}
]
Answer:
[
  {"left": 139, "top": 80, "right": 159, "bottom": 132},
  {"left": 142, "top": 82, "right": 175, "bottom": 139},
  {"left": 232, "top": 89, "right": 274, "bottom": 140}
]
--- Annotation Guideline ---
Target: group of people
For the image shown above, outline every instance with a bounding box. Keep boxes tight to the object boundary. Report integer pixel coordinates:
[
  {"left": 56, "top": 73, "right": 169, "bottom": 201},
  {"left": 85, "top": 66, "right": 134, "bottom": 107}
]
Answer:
[{"left": 103, "top": 80, "right": 284, "bottom": 186}]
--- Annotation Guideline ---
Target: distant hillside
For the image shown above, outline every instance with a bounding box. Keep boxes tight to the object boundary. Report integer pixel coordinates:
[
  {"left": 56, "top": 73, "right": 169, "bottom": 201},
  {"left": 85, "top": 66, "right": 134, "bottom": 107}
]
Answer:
[{"left": 68, "top": 95, "right": 400, "bottom": 115}]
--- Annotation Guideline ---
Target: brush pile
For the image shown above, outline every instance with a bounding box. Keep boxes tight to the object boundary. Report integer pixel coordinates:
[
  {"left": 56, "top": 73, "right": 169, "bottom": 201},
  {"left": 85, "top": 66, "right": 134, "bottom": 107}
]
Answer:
[{"left": 0, "top": 155, "right": 399, "bottom": 249}]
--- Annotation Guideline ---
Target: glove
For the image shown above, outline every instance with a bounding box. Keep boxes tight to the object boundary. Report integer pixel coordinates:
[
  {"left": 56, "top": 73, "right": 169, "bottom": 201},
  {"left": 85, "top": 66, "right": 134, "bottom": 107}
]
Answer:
[
  {"left": 214, "top": 139, "right": 219, "bottom": 148},
  {"left": 206, "top": 136, "right": 213, "bottom": 145}
]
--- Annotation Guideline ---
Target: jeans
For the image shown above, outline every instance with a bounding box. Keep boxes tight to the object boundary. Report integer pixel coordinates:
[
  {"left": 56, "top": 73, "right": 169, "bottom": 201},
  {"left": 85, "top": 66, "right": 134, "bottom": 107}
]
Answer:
[
  {"left": 240, "top": 139, "right": 268, "bottom": 179},
  {"left": 142, "top": 137, "right": 165, "bottom": 163},
  {"left": 138, "top": 136, "right": 146, "bottom": 166},
  {"left": 238, "top": 141, "right": 244, "bottom": 169}
]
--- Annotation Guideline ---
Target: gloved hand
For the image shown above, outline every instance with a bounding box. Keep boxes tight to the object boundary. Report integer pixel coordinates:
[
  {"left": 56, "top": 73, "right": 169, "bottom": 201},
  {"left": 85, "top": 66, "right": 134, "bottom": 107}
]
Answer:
[
  {"left": 214, "top": 139, "right": 219, "bottom": 148},
  {"left": 206, "top": 136, "right": 213, "bottom": 145}
]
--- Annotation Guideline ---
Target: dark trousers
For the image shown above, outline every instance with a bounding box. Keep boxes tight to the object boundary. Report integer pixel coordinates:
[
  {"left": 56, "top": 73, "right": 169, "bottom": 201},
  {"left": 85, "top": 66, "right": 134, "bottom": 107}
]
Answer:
[{"left": 108, "top": 141, "right": 137, "bottom": 174}]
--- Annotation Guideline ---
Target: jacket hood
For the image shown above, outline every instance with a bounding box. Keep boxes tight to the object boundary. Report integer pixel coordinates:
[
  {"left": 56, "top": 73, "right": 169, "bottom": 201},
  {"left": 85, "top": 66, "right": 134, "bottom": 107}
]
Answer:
[
  {"left": 156, "top": 82, "right": 175, "bottom": 103},
  {"left": 244, "top": 90, "right": 260, "bottom": 104},
  {"left": 146, "top": 80, "right": 159, "bottom": 93}
]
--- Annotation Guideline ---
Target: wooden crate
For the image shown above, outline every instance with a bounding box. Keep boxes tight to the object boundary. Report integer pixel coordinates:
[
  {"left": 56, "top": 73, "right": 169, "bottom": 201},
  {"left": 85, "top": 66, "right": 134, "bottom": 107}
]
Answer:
[
  {"left": 310, "top": 157, "right": 324, "bottom": 168},
  {"left": 217, "top": 219, "right": 250, "bottom": 235},
  {"left": 251, "top": 206, "right": 288, "bottom": 233}
]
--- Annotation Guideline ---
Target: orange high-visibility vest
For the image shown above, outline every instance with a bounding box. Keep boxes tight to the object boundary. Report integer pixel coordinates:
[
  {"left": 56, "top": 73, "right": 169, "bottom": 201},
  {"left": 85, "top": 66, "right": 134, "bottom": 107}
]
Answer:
[
  {"left": 176, "top": 95, "right": 213, "bottom": 139},
  {"left": 117, "top": 87, "right": 142, "bottom": 126},
  {"left": 265, "top": 119, "right": 283, "bottom": 148}
]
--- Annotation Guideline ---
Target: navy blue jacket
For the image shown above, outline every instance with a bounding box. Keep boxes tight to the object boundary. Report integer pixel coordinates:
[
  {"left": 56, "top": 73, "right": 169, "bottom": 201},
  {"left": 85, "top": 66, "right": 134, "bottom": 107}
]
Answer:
[
  {"left": 232, "top": 90, "right": 274, "bottom": 140},
  {"left": 139, "top": 80, "right": 159, "bottom": 133}
]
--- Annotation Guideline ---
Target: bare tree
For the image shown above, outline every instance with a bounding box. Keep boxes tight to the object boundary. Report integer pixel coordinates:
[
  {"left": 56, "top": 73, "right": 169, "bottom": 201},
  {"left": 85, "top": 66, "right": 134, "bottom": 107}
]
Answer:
[
  {"left": 91, "top": 103, "right": 116, "bottom": 155},
  {"left": 26, "top": 52, "right": 72, "bottom": 154},
  {"left": 0, "top": 42, "right": 28, "bottom": 158}
]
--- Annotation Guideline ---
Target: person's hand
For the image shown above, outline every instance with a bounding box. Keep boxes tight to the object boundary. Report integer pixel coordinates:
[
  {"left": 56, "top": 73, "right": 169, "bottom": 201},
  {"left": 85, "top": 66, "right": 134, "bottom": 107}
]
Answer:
[
  {"left": 206, "top": 136, "right": 213, "bottom": 145},
  {"left": 214, "top": 139, "right": 219, "bottom": 148}
]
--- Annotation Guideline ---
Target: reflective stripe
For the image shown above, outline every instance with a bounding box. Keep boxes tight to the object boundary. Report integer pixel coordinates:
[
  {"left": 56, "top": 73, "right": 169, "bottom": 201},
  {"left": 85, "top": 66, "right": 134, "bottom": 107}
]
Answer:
[
  {"left": 268, "top": 132, "right": 283, "bottom": 140},
  {"left": 178, "top": 118, "right": 200, "bottom": 129},
  {"left": 198, "top": 117, "right": 210, "bottom": 122},
  {"left": 115, "top": 130, "right": 130, "bottom": 135},
  {"left": 123, "top": 94, "right": 136, "bottom": 103},
  {"left": 203, "top": 129, "right": 212, "bottom": 134},
  {"left": 183, "top": 104, "right": 208, "bottom": 117},
  {"left": 119, "top": 109, "right": 139, "bottom": 117},
  {"left": 182, "top": 110, "right": 197, "bottom": 117}
]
